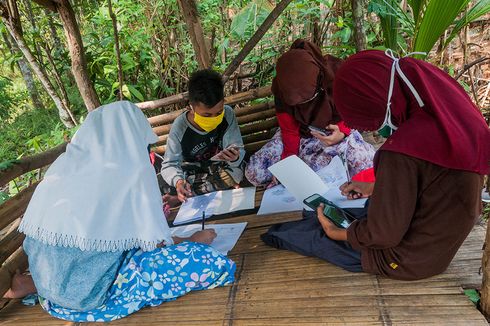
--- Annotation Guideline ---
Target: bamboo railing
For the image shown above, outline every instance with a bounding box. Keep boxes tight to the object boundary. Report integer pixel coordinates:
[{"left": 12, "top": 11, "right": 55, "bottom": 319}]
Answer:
[{"left": 0, "top": 85, "right": 276, "bottom": 299}]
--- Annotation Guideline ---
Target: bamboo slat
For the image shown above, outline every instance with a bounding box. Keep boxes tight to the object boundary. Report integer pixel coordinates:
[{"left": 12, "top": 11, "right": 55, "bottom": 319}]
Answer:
[
  {"left": 147, "top": 100, "right": 274, "bottom": 127},
  {"left": 0, "top": 220, "right": 24, "bottom": 266},
  {"left": 0, "top": 182, "right": 38, "bottom": 231},
  {"left": 236, "top": 108, "right": 275, "bottom": 125},
  {"left": 0, "top": 248, "right": 28, "bottom": 298},
  {"left": 240, "top": 117, "right": 278, "bottom": 136},
  {"left": 0, "top": 143, "right": 66, "bottom": 186}
]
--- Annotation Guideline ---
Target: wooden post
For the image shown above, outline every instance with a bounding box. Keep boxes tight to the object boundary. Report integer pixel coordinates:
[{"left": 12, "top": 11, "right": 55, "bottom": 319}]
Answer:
[
  {"left": 481, "top": 219, "right": 490, "bottom": 317},
  {"left": 351, "top": 0, "right": 367, "bottom": 52},
  {"left": 54, "top": 0, "right": 101, "bottom": 111},
  {"left": 222, "top": 0, "right": 294, "bottom": 81},
  {"left": 0, "top": 248, "right": 28, "bottom": 298},
  {"left": 177, "top": 0, "right": 210, "bottom": 69}
]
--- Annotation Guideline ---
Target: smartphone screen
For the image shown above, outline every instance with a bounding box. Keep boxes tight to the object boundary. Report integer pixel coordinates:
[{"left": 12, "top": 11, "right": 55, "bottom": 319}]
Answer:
[{"left": 303, "top": 194, "right": 353, "bottom": 229}]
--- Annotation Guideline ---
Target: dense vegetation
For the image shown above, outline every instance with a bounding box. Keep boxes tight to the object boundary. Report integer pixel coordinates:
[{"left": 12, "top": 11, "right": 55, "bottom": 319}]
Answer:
[{"left": 1, "top": 0, "right": 489, "bottom": 200}]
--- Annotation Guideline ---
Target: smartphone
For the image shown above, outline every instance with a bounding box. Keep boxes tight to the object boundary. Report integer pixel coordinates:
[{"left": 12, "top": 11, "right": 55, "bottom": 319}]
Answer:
[
  {"left": 210, "top": 144, "right": 244, "bottom": 161},
  {"left": 303, "top": 194, "right": 355, "bottom": 229},
  {"left": 308, "top": 125, "right": 332, "bottom": 136}
]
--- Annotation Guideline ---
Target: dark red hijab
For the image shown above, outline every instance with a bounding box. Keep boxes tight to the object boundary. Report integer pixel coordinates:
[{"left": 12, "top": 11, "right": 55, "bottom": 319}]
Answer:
[
  {"left": 272, "top": 39, "right": 343, "bottom": 128},
  {"left": 334, "top": 50, "right": 490, "bottom": 175}
]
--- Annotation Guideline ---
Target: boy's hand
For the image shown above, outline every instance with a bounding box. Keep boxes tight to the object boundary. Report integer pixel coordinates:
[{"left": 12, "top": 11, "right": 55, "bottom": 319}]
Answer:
[
  {"left": 216, "top": 147, "right": 240, "bottom": 162},
  {"left": 176, "top": 179, "right": 192, "bottom": 202},
  {"left": 190, "top": 229, "right": 217, "bottom": 244},
  {"left": 311, "top": 124, "right": 345, "bottom": 146}
]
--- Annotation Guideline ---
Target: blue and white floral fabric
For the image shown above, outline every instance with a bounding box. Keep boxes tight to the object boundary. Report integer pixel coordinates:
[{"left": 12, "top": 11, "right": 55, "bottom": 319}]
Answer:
[{"left": 39, "top": 241, "right": 235, "bottom": 322}]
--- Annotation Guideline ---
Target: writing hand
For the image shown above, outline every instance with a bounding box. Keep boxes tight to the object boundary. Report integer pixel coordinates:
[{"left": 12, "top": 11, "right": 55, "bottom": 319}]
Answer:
[
  {"left": 311, "top": 124, "right": 345, "bottom": 146},
  {"left": 190, "top": 229, "right": 217, "bottom": 245},
  {"left": 339, "top": 181, "right": 374, "bottom": 199}
]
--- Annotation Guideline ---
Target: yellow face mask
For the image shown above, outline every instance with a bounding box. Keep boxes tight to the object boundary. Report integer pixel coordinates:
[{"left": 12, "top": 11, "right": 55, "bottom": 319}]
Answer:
[{"left": 192, "top": 109, "right": 225, "bottom": 132}]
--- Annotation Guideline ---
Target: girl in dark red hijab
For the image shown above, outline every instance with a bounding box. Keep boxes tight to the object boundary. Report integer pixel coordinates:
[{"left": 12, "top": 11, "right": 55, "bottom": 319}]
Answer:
[
  {"left": 245, "top": 40, "right": 376, "bottom": 187},
  {"left": 308, "top": 50, "right": 489, "bottom": 280}
]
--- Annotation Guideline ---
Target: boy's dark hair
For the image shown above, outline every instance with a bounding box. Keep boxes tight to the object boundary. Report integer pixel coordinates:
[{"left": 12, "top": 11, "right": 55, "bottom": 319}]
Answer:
[{"left": 188, "top": 69, "right": 224, "bottom": 108}]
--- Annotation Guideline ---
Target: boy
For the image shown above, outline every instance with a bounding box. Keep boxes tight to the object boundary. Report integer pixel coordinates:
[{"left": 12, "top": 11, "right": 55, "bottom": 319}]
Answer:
[{"left": 160, "top": 69, "right": 245, "bottom": 204}]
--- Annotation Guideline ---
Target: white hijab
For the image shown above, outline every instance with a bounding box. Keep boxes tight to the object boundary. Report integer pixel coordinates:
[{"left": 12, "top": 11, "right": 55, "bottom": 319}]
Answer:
[{"left": 19, "top": 101, "right": 174, "bottom": 252}]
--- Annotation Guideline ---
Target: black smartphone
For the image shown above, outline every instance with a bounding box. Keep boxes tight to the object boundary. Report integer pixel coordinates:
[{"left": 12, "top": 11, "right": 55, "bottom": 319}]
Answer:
[
  {"left": 308, "top": 125, "right": 332, "bottom": 136},
  {"left": 303, "top": 193, "right": 355, "bottom": 229}
]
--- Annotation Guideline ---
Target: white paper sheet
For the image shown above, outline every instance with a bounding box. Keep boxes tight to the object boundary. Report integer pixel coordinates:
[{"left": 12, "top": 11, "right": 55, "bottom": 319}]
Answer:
[
  {"left": 173, "top": 192, "right": 219, "bottom": 225},
  {"left": 213, "top": 187, "right": 256, "bottom": 215},
  {"left": 170, "top": 222, "right": 247, "bottom": 255},
  {"left": 257, "top": 185, "right": 303, "bottom": 215},
  {"left": 173, "top": 187, "right": 256, "bottom": 225},
  {"left": 267, "top": 155, "right": 367, "bottom": 210},
  {"left": 268, "top": 155, "right": 329, "bottom": 210}
]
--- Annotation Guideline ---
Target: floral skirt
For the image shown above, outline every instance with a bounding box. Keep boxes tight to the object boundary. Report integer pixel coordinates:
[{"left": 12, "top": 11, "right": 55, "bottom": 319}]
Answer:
[
  {"left": 40, "top": 242, "right": 236, "bottom": 322},
  {"left": 245, "top": 129, "right": 376, "bottom": 186}
]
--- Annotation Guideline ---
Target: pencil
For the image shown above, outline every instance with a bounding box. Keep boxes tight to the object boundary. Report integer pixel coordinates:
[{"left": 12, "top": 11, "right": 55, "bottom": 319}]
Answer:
[{"left": 201, "top": 211, "right": 205, "bottom": 230}]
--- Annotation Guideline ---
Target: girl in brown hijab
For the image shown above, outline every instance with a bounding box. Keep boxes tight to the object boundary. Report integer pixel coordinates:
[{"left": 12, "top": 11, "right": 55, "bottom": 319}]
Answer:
[{"left": 245, "top": 39, "right": 376, "bottom": 186}]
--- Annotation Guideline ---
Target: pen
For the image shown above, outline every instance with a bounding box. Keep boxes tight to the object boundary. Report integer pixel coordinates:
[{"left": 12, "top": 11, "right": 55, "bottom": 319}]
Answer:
[
  {"left": 201, "top": 211, "right": 205, "bottom": 230},
  {"left": 342, "top": 152, "right": 362, "bottom": 198}
]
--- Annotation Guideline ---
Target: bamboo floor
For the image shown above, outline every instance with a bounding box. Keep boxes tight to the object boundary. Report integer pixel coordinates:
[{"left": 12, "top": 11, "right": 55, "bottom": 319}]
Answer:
[{"left": 0, "top": 190, "right": 487, "bottom": 325}]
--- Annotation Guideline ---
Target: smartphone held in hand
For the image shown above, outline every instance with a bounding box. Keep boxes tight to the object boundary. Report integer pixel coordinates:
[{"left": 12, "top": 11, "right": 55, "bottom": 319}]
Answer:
[
  {"left": 210, "top": 144, "right": 244, "bottom": 161},
  {"left": 303, "top": 193, "right": 355, "bottom": 229},
  {"left": 308, "top": 125, "right": 332, "bottom": 136}
]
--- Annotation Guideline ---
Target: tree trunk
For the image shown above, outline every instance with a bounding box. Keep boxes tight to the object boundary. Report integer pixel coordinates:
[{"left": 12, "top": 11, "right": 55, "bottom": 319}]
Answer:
[
  {"left": 1, "top": 1, "right": 76, "bottom": 127},
  {"left": 177, "top": 0, "right": 210, "bottom": 69},
  {"left": 351, "top": 0, "right": 367, "bottom": 52},
  {"left": 55, "top": 0, "right": 101, "bottom": 111},
  {"left": 108, "top": 0, "right": 124, "bottom": 100},
  {"left": 44, "top": 8, "right": 62, "bottom": 50},
  {"left": 222, "top": 0, "right": 295, "bottom": 81},
  {"left": 2, "top": 31, "right": 45, "bottom": 109},
  {"left": 481, "top": 218, "right": 490, "bottom": 318}
]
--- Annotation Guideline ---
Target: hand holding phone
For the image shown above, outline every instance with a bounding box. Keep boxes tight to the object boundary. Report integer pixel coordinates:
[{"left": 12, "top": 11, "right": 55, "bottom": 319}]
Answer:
[
  {"left": 303, "top": 193, "right": 354, "bottom": 229},
  {"left": 210, "top": 144, "right": 243, "bottom": 161},
  {"left": 308, "top": 125, "right": 332, "bottom": 136}
]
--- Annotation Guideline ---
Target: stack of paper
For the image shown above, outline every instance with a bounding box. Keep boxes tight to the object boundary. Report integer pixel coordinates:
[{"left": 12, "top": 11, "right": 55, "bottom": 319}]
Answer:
[
  {"left": 266, "top": 155, "right": 367, "bottom": 211},
  {"left": 170, "top": 222, "right": 247, "bottom": 255},
  {"left": 173, "top": 187, "right": 256, "bottom": 225}
]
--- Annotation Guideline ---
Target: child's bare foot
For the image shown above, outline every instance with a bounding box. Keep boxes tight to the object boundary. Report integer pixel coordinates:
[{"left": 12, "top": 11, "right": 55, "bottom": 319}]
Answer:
[
  {"left": 3, "top": 271, "right": 36, "bottom": 299},
  {"left": 162, "top": 194, "right": 182, "bottom": 208}
]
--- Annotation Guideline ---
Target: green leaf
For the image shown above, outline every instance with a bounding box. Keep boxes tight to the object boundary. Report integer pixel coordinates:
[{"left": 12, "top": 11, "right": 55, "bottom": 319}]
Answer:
[
  {"left": 0, "top": 159, "right": 20, "bottom": 171},
  {"left": 412, "top": 0, "right": 471, "bottom": 53},
  {"left": 126, "top": 85, "right": 145, "bottom": 102},
  {"left": 464, "top": 289, "right": 480, "bottom": 305},
  {"left": 122, "top": 84, "right": 132, "bottom": 99},
  {"left": 443, "top": 0, "right": 490, "bottom": 49},
  {"left": 0, "top": 191, "right": 9, "bottom": 205},
  {"left": 231, "top": 0, "right": 272, "bottom": 40}
]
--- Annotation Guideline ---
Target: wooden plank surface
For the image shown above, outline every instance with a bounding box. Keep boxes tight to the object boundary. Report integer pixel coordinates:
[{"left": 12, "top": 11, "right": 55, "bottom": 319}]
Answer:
[{"left": 0, "top": 192, "right": 487, "bottom": 325}]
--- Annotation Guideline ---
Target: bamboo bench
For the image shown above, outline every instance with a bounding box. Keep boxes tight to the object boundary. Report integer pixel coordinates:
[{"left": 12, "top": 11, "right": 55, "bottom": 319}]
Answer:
[{"left": 0, "top": 86, "right": 488, "bottom": 325}]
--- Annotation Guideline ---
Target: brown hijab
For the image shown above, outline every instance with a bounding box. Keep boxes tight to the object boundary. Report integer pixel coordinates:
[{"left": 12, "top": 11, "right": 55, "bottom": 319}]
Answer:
[{"left": 272, "top": 39, "right": 343, "bottom": 129}]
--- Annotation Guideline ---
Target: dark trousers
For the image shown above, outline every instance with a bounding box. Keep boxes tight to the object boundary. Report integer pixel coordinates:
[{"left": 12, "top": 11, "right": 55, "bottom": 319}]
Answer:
[{"left": 261, "top": 206, "right": 367, "bottom": 272}]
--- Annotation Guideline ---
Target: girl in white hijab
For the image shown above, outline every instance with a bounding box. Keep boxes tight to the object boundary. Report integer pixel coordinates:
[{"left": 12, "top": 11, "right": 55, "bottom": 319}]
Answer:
[{"left": 10, "top": 101, "right": 236, "bottom": 322}]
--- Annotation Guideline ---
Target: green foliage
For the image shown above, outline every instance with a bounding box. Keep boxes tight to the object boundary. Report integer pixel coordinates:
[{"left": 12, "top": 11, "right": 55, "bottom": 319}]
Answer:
[
  {"left": 412, "top": 0, "right": 470, "bottom": 53},
  {"left": 231, "top": 0, "right": 273, "bottom": 41},
  {"left": 464, "top": 289, "right": 480, "bottom": 306},
  {"left": 369, "top": 0, "right": 490, "bottom": 55},
  {"left": 0, "top": 76, "right": 29, "bottom": 120},
  {"left": 443, "top": 0, "right": 490, "bottom": 49}
]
